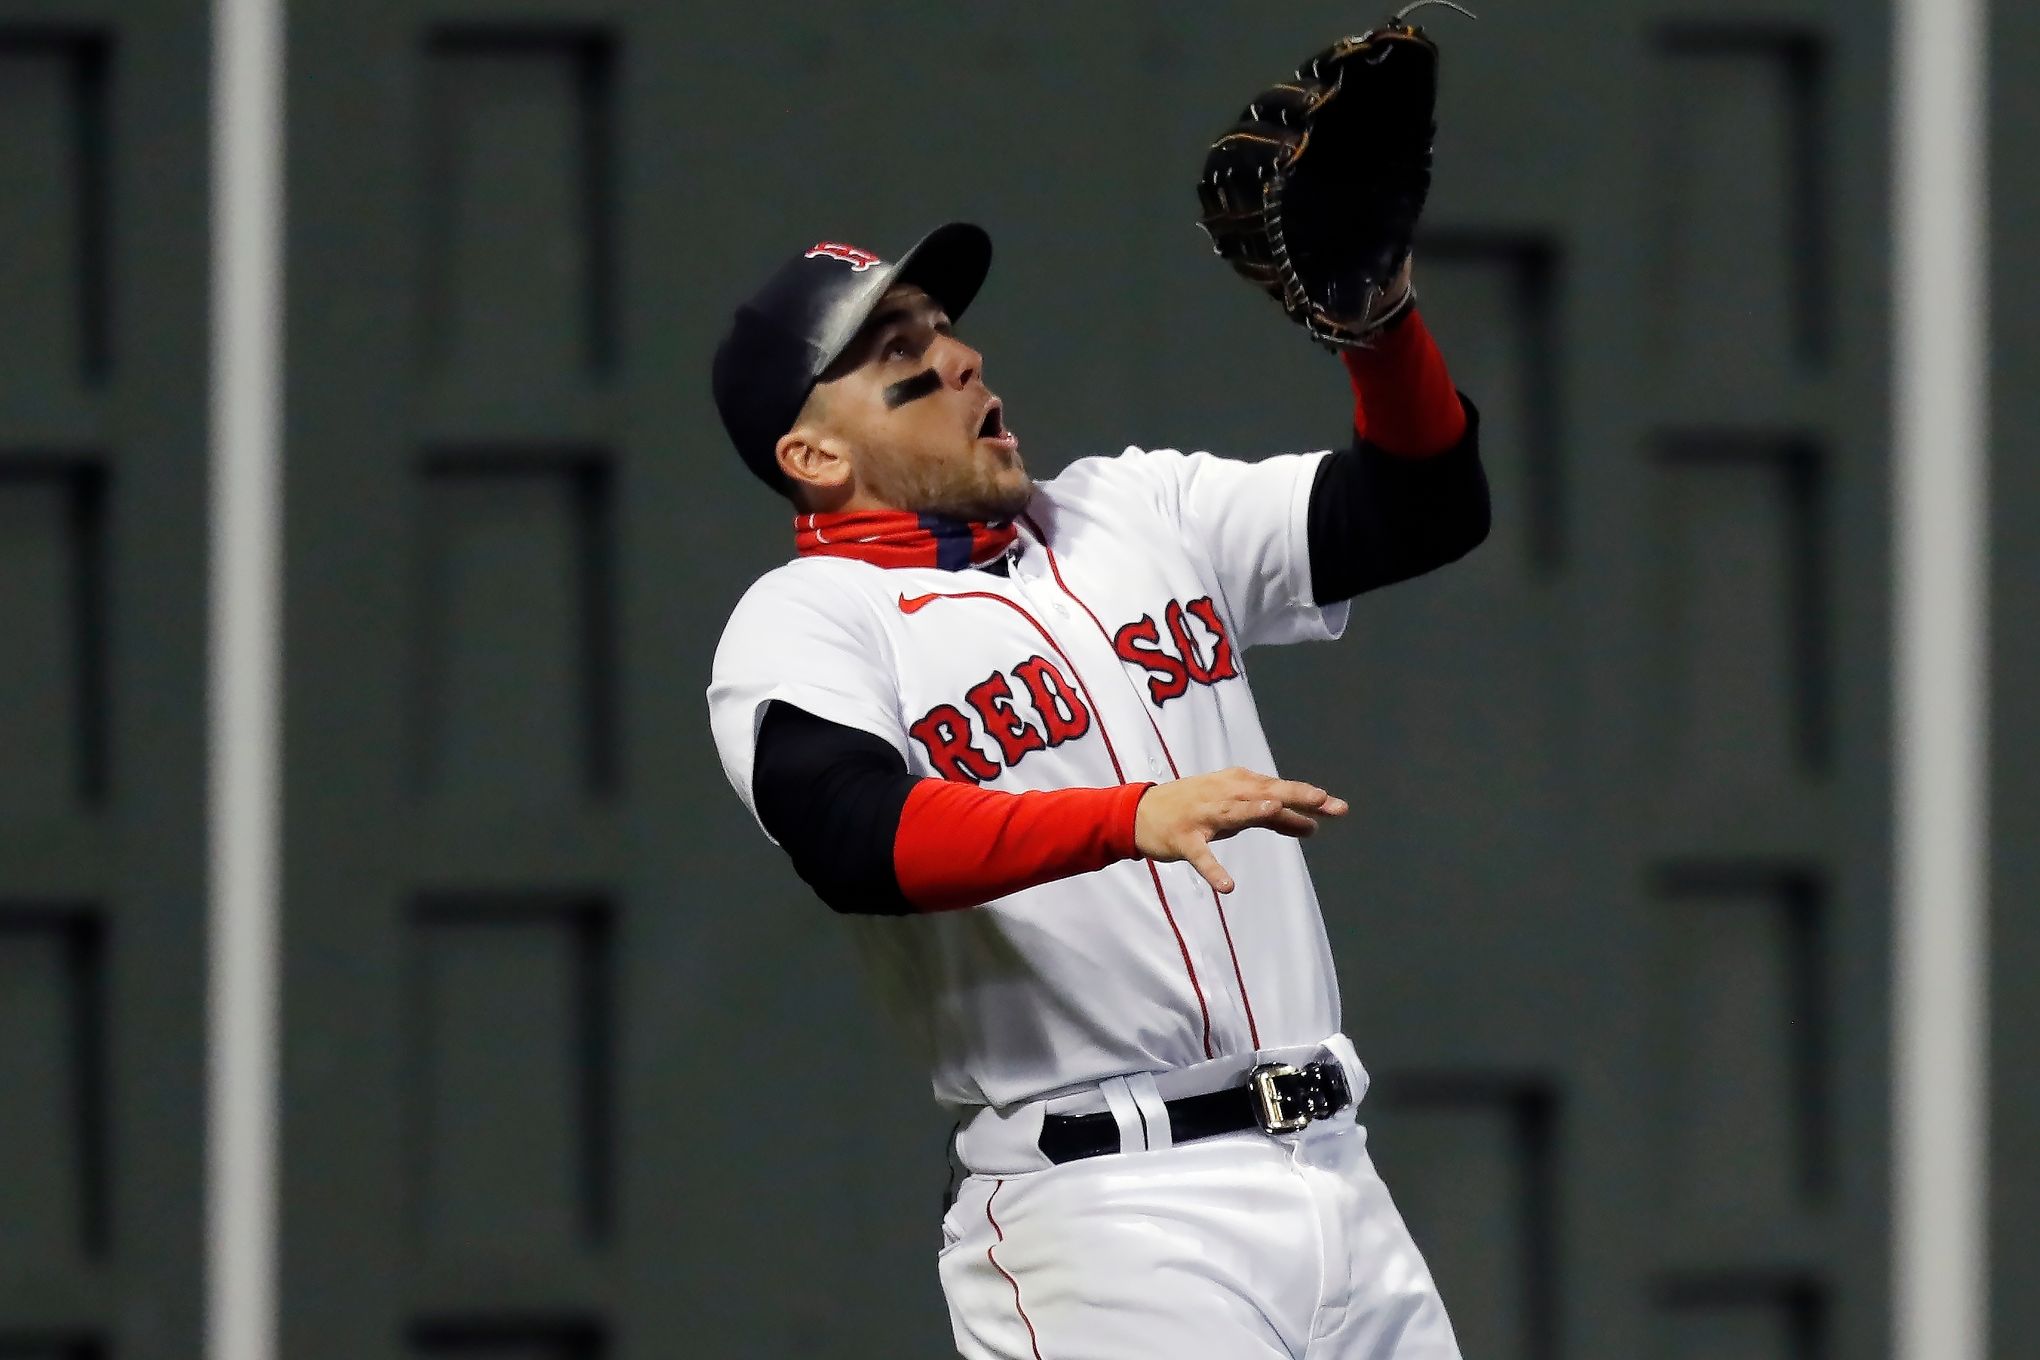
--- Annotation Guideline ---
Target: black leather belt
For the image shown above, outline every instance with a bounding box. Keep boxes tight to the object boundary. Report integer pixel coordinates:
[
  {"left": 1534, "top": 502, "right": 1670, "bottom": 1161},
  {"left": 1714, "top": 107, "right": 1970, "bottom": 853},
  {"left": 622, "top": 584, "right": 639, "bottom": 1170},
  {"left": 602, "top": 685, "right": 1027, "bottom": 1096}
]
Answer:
[{"left": 1037, "top": 1060, "right": 1352, "bottom": 1166}]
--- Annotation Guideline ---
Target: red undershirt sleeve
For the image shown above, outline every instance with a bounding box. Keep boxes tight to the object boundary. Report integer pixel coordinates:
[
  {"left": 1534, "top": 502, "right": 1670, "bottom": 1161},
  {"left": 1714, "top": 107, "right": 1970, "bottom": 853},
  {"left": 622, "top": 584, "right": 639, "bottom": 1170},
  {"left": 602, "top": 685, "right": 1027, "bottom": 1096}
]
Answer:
[
  {"left": 753, "top": 699, "right": 1154, "bottom": 917},
  {"left": 895, "top": 779, "right": 1153, "bottom": 913},
  {"left": 1308, "top": 307, "right": 1491, "bottom": 604},
  {"left": 1340, "top": 308, "right": 1467, "bottom": 457}
]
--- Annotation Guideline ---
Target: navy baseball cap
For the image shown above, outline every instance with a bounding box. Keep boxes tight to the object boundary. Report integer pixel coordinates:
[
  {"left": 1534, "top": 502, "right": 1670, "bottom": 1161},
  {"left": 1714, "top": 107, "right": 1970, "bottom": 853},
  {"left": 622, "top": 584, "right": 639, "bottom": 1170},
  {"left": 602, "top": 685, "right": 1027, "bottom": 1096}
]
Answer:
[{"left": 712, "top": 222, "right": 994, "bottom": 495}]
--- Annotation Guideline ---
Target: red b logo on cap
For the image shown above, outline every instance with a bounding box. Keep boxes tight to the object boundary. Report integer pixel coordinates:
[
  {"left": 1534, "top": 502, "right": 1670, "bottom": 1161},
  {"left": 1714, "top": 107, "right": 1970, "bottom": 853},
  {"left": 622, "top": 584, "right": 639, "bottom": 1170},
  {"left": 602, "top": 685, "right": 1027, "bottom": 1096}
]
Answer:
[{"left": 806, "top": 241, "right": 881, "bottom": 272}]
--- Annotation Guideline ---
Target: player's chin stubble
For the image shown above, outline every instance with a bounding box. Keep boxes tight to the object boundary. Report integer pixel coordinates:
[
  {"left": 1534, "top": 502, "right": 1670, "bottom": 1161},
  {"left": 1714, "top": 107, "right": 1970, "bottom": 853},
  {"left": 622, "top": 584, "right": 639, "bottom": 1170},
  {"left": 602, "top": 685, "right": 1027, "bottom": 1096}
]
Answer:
[{"left": 870, "top": 445, "right": 1033, "bottom": 522}]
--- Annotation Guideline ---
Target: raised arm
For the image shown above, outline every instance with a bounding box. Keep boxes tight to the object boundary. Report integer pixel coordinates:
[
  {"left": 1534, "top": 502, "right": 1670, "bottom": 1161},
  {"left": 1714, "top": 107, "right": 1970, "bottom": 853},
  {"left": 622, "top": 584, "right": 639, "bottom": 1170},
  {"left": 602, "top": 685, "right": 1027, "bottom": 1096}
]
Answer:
[{"left": 1307, "top": 304, "right": 1491, "bottom": 605}]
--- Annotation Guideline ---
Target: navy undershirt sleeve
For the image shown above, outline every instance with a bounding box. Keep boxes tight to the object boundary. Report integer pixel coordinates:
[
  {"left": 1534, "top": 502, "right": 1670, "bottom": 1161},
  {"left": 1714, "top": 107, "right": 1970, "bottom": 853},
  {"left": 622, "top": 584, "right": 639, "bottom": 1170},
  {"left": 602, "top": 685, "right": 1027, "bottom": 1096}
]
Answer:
[
  {"left": 752, "top": 700, "right": 918, "bottom": 916},
  {"left": 1306, "top": 395, "right": 1491, "bottom": 605}
]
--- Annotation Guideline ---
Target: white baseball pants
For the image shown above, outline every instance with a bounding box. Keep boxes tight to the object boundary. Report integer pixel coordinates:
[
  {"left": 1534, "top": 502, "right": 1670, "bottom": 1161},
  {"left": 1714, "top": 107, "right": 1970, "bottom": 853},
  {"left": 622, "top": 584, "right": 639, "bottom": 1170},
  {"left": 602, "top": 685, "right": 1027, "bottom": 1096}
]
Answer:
[{"left": 938, "top": 1104, "right": 1463, "bottom": 1359}]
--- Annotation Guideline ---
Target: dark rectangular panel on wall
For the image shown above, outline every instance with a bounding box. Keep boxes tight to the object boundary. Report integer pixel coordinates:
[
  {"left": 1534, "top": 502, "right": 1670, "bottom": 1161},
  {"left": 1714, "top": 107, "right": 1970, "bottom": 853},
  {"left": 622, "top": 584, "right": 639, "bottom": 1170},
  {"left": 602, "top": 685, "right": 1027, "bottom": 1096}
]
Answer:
[
  {"left": 1368, "top": 1078, "right": 1558, "bottom": 1360},
  {"left": 410, "top": 1315, "right": 607, "bottom": 1360},
  {"left": 0, "top": 907, "right": 107, "bottom": 1265},
  {"left": 1647, "top": 435, "right": 1829, "bottom": 788},
  {"left": 422, "top": 29, "right": 616, "bottom": 411},
  {"left": 1651, "top": 865, "right": 1828, "bottom": 1219},
  {"left": 1650, "top": 24, "right": 1829, "bottom": 380},
  {"left": 406, "top": 894, "right": 614, "bottom": 1252},
  {"left": 1656, "top": 1275, "right": 1826, "bottom": 1360},
  {"left": 0, "top": 464, "right": 108, "bottom": 817},
  {"left": 0, "top": 1335, "right": 105, "bottom": 1360},
  {"left": 0, "top": 32, "right": 110, "bottom": 407},
  {"left": 0, "top": 5, "right": 207, "bottom": 1360},
  {"left": 412, "top": 452, "right": 617, "bottom": 803}
]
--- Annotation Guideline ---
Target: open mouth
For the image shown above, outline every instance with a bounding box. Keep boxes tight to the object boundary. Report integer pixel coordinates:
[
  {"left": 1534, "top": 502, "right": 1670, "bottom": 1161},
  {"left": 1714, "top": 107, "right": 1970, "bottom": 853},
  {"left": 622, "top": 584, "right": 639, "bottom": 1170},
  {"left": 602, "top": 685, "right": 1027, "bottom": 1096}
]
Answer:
[
  {"left": 977, "top": 400, "right": 1007, "bottom": 439},
  {"left": 975, "top": 399, "right": 1018, "bottom": 454}
]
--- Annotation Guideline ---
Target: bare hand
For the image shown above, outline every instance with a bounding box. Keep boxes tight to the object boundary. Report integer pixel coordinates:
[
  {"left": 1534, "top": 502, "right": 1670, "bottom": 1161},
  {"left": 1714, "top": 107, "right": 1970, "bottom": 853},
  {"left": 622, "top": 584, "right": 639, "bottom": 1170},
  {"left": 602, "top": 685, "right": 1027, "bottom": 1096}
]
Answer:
[{"left": 1134, "top": 766, "right": 1349, "bottom": 895}]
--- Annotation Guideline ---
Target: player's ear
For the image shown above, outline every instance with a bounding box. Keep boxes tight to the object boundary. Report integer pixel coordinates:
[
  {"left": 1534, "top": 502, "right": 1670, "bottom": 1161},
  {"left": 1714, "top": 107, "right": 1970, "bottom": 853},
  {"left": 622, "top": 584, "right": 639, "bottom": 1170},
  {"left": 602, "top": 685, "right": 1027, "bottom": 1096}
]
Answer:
[{"left": 775, "top": 427, "right": 853, "bottom": 500}]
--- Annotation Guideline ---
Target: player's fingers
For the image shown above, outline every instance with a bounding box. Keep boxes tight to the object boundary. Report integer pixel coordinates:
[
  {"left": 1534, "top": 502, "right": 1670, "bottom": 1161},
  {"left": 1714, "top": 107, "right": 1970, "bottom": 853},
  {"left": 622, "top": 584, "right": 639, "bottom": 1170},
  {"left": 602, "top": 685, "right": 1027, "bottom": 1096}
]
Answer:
[
  {"left": 1183, "top": 836, "right": 1236, "bottom": 894},
  {"left": 1264, "top": 808, "right": 1320, "bottom": 837},
  {"left": 1262, "top": 778, "right": 1339, "bottom": 811},
  {"left": 1219, "top": 798, "right": 1320, "bottom": 836},
  {"left": 1206, "top": 800, "right": 1321, "bottom": 842},
  {"left": 1209, "top": 797, "right": 1280, "bottom": 835}
]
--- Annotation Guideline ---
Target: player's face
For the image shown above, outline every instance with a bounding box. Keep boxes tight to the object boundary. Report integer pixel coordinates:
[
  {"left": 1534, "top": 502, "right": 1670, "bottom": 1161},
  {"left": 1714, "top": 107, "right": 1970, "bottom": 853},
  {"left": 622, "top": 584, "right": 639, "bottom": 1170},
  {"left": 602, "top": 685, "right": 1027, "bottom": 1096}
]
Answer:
[{"left": 807, "top": 286, "right": 1032, "bottom": 519}]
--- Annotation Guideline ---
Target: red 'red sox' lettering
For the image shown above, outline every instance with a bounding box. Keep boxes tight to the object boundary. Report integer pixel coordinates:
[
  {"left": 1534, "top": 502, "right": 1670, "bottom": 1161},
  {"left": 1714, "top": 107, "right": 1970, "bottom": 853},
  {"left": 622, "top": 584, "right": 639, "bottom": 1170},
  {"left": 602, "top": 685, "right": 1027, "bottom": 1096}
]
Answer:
[
  {"left": 1012, "top": 656, "right": 1091, "bottom": 743},
  {"left": 965, "top": 670, "right": 1048, "bottom": 765},
  {"left": 1112, "top": 615, "right": 1189, "bottom": 704},
  {"left": 1114, "top": 596, "right": 1238, "bottom": 705},
  {"left": 908, "top": 599, "right": 1235, "bottom": 782},
  {"left": 910, "top": 655, "right": 1091, "bottom": 782},
  {"left": 907, "top": 703, "right": 1002, "bottom": 783}
]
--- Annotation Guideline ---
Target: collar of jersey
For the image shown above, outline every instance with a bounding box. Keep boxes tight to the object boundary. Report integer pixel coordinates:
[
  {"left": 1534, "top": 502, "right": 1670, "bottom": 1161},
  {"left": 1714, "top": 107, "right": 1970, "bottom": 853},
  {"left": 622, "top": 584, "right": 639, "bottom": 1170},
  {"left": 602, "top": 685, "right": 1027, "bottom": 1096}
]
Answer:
[{"left": 794, "top": 509, "right": 1018, "bottom": 571}]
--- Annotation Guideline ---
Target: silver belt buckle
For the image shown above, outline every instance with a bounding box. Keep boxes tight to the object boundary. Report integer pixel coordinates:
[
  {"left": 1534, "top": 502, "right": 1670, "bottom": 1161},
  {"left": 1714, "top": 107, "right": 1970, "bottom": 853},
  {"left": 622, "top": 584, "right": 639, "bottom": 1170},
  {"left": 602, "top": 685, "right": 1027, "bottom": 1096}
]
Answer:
[{"left": 1250, "top": 1063, "right": 1310, "bottom": 1134}]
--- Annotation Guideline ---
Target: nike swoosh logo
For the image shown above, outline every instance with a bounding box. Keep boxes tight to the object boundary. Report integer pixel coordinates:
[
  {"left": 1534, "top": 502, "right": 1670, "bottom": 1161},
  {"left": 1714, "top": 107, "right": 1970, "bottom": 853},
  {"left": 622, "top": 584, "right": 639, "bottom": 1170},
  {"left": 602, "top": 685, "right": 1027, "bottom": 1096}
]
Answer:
[{"left": 897, "top": 592, "right": 938, "bottom": 613}]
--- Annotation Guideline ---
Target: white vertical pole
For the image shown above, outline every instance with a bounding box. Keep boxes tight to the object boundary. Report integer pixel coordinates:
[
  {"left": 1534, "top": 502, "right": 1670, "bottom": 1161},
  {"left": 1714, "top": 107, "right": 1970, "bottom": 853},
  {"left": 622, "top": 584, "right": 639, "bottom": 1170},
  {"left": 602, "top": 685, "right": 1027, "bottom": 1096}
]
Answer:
[
  {"left": 207, "top": 2, "right": 285, "bottom": 1359},
  {"left": 1893, "top": 0, "right": 1991, "bottom": 1358}
]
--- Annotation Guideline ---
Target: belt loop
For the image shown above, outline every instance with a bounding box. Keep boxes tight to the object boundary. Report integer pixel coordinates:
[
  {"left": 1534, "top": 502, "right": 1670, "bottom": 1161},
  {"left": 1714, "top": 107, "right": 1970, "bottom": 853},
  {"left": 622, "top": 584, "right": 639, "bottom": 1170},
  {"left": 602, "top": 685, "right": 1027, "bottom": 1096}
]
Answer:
[
  {"left": 1324, "top": 1034, "right": 1370, "bottom": 1107},
  {"left": 1097, "top": 1076, "right": 1146, "bottom": 1154},
  {"left": 1126, "top": 1072, "right": 1173, "bottom": 1151}
]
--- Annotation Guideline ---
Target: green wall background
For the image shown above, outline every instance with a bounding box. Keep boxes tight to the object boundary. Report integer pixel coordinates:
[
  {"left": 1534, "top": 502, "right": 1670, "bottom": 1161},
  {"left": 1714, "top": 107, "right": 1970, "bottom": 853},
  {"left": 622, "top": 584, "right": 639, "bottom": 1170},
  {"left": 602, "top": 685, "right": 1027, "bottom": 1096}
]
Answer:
[
  {"left": 276, "top": 3, "right": 1898, "bottom": 1355},
  {"left": 1, "top": 0, "right": 2030, "bottom": 1357},
  {"left": 1989, "top": 0, "right": 2039, "bottom": 1348},
  {"left": 0, "top": 4, "right": 210, "bottom": 1358}
]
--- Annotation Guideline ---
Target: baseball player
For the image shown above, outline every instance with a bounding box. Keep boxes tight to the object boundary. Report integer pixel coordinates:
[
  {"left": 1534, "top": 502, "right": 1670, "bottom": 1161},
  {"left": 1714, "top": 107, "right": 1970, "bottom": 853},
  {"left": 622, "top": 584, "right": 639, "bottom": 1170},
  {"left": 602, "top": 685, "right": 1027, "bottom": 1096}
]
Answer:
[
  {"left": 706, "top": 226, "right": 1484, "bottom": 1353},
  {"left": 708, "top": 25, "right": 1482, "bottom": 1359}
]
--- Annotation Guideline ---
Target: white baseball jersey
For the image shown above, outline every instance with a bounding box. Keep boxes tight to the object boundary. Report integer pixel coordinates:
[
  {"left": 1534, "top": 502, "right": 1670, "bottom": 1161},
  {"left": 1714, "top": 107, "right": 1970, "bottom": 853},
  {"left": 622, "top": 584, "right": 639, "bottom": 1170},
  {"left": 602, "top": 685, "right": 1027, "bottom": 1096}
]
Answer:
[{"left": 709, "top": 444, "right": 1352, "bottom": 1113}]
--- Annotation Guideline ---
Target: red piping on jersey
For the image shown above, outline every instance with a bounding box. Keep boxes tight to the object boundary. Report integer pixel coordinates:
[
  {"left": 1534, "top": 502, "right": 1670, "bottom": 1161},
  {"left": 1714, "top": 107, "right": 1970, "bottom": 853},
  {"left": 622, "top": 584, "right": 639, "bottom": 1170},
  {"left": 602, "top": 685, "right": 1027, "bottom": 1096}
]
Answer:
[
  {"left": 897, "top": 586, "right": 1217, "bottom": 1057},
  {"left": 1022, "top": 515, "right": 1264, "bottom": 1052},
  {"left": 986, "top": 1180, "right": 1044, "bottom": 1360}
]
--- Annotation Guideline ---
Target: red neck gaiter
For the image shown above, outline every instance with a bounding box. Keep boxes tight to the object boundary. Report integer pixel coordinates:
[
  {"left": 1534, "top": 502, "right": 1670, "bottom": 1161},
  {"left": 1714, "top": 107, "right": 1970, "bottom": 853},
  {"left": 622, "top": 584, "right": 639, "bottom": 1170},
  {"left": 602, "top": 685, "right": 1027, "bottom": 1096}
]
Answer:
[{"left": 794, "top": 510, "right": 1019, "bottom": 570}]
